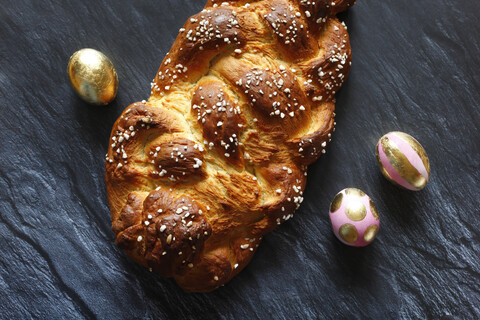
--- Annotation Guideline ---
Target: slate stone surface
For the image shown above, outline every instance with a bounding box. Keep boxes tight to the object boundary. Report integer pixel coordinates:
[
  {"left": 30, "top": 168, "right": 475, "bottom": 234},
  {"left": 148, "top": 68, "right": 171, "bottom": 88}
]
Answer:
[{"left": 0, "top": 0, "right": 479, "bottom": 319}]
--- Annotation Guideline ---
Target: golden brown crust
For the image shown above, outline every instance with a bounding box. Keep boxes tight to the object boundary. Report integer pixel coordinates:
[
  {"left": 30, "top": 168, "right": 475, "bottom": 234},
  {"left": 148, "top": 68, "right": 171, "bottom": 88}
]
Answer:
[
  {"left": 105, "top": 0, "right": 355, "bottom": 292},
  {"left": 191, "top": 79, "right": 246, "bottom": 167}
]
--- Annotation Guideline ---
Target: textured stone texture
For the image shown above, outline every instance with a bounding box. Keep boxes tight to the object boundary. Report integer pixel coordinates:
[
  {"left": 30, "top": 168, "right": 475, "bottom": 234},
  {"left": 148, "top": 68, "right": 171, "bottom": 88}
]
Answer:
[{"left": 0, "top": 0, "right": 479, "bottom": 318}]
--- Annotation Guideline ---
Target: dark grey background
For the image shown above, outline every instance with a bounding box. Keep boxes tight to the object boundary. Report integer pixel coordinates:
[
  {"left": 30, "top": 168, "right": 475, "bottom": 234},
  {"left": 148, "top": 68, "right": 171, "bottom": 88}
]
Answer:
[{"left": 1, "top": 0, "right": 479, "bottom": 319}]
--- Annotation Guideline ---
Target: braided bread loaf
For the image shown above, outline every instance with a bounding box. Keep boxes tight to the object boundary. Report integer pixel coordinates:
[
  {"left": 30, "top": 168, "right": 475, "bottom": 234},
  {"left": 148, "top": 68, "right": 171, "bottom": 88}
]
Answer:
[{"left": 105, "top": 0, "right": 355, "bottom": 292}]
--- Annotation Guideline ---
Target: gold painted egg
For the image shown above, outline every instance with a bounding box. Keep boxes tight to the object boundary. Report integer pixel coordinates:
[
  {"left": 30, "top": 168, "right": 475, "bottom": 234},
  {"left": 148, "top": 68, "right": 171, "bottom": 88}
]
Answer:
[
  {"left": 68, "top": 48, "right": 118, "bottom": 105},
  {"left": 329, "top": 188, "right": 380, "bottom": 247},
  {"left": 376, "top": 132, "right": 431, "bottom": 191}
]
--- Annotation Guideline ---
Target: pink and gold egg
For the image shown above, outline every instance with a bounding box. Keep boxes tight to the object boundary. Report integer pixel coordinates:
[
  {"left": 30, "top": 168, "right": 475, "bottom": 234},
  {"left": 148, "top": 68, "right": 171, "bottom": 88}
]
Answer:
[
  {"left": 376, "top": 131, "right": 430, "bottom": 191},
  {"left": 329, "top": 188, "right": 380, "bottom": 247}
]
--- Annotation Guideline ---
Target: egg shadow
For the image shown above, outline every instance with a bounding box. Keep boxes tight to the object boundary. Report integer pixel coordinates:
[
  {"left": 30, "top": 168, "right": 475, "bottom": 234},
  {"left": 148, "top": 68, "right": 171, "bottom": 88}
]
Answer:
[
  {"left": 71, "top": 92, "right": 122, "bottom": 144},
  {"left": 374, "top": 171, "right": 425, "bottom": 229},
  {"left": 328, "top": 233, "right": 380, "bottom": 290}
]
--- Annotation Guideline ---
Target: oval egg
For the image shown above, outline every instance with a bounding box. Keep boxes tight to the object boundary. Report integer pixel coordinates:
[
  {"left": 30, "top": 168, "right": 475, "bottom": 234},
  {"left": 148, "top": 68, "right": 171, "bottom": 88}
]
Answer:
[
  {"left": 376, "top": 131, "right": 430, "bottom": 191},
  {"left": 68, "top": 48, "right": 118, "bottom": 105},
  {"left": 329, "top": 188, "right": 380, "bottom": 247}
]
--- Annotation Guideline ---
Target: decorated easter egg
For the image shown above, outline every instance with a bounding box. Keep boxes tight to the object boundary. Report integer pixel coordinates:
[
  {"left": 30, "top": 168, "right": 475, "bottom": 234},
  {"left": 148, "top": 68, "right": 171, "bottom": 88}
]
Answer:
[
  {"left": 329, "top": 188, "right": 380, "bottom": 247},
  {"left": 376, "top": 131, "right": 430, "bottom": 191},
  {"left": 68, "top": 48, "right": 118, "bottom": 105}
]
